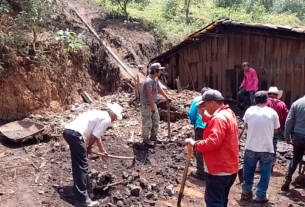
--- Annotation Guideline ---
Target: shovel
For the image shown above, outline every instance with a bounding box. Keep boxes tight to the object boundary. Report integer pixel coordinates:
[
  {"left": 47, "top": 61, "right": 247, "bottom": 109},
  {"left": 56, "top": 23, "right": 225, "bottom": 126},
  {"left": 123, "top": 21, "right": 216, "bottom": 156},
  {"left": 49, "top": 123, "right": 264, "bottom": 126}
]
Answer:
[
  {"left": 177, "top": 143, "right": 193, "bottom": 207},
  {"left": 238, "top": 125, "right": 246, "bottom": 183}
]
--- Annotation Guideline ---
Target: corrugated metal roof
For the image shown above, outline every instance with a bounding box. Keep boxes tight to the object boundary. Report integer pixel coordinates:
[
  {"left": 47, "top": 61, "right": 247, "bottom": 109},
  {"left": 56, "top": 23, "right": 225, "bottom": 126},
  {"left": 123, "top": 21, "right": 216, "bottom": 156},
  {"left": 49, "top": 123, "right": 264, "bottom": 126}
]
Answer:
[{"left": 150, "top": 18, "right": 305, "bottom": 63}]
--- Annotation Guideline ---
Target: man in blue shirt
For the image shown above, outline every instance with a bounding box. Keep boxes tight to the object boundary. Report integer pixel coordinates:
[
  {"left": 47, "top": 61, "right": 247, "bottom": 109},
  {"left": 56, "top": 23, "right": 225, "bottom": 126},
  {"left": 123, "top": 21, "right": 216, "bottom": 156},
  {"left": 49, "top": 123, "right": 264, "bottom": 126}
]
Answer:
[{"left": 188, "top": 87, "right": 211, "bottom": 180}]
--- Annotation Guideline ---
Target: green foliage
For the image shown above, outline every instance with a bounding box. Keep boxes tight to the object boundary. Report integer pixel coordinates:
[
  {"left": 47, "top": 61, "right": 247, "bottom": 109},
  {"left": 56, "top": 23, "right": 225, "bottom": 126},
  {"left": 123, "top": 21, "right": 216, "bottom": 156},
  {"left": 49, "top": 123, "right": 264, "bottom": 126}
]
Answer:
[
  {"left": 0, "top": 0, "right": 10, "bottom": 17},
  {"left": 162, "top": 0, "right": 179, "bottom": 20},
  {"left": 55, "top": 30, "right": 83, "bottom": 52},
  {"left": 273, "top": 0, "right": 305, "bottom": 20},
  {"left": 96, "top": 0, "right": 305, "bottom": 50},
  {"left": 214, "top": 0, "right": 243, "bottom": 8}
]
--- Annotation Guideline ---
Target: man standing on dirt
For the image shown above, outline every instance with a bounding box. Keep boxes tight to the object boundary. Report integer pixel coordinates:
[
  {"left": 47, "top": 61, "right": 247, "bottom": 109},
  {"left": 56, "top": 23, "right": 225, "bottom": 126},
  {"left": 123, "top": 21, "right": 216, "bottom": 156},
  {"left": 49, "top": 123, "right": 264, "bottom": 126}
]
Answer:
[
  {"left": 266, "top": 87, "right": 289, "bottom": 172},
  {"left": 238, "top": 62, "right": 258, "bottom": 106},
  {"left": 140, "top": 62, "right": 172, "bottom": 145},
  {"left": 185, "top": 89, "right": 239, "bottom": 207},
  {"left": 188, "top": 87, "right": 211, "bottom": 180},
  {"left": 242, "top": 91, "right": 280, "bottom": 203},
  {"left": 63, "top": 103, "right": 123, "bottom": 207},
  {"left": 281, "top": 94, "right": 305, "bottom": 191}
]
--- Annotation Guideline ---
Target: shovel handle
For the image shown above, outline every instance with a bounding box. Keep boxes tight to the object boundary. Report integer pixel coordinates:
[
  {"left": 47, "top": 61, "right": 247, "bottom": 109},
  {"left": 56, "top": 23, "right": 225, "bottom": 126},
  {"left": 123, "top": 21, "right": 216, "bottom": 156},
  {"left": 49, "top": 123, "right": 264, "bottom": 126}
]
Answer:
[{"left": 187, "top": 143, "right": 193, "bottom": 161}]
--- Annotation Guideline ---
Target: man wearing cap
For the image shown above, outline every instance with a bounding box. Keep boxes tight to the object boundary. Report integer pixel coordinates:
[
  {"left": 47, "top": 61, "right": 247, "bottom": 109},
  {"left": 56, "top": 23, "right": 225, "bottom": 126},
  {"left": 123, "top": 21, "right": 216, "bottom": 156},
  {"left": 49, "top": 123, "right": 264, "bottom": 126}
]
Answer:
[
  {"left": 140, "top": 62, "right": 172, "bottom": 145},
  {"left": 238, "top": 62, "right": 259, "bottom": 106},
  {"left": 281, "top": 94, "right": 305, "bottom": 191},
  {"left": 242, "top": 91, "right": 280, "bottom": 203},
  {"left": 267, "top": 87, "right": 289, "bottom": 172},
  {"left": 188, "top": 87, "right": 211, "bottom": 180},
  {"left": 185, "top": 89, "right": 239, "bottom": 207},
  {"left": 63, "top": 103, "right": 123, "bottom": 207}
]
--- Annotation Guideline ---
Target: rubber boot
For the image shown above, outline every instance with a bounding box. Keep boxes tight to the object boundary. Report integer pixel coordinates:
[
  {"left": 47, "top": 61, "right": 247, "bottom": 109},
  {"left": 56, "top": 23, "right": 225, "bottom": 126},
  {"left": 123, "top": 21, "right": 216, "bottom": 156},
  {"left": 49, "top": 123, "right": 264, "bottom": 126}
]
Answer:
[{"left": 281, "top": 179, "right": 291, "bottom": 191}]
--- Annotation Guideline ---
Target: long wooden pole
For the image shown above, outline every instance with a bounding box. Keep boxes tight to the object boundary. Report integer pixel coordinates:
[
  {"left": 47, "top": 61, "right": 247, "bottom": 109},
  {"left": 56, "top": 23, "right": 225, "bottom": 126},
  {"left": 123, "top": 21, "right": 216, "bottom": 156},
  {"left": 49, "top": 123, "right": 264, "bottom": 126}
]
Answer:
[
  {"left": 73, "top": 8, "right": 136, "bottom": 80},
  {"left": 92, "top": 151, "right": 135, "bottom": 160},
  {"left": 177, "top": 143, "right": 193, "bottom": 207},
  {"left": 167, "top": 100, "right": 171, "bottom": 141}
]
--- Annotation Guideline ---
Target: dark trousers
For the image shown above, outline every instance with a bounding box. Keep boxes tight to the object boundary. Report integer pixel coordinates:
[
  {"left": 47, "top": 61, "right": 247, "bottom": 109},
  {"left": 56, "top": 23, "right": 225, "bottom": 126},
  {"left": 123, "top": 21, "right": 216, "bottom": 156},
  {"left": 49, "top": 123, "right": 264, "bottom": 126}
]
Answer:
[
  {"left": 205, "top": 173, "right": 237, "bottom": 207},
  {"left": 237, "top": 87, "right": 255, "bottom": 105},
  {"left": 63, "top": 129, "right": 90, "bottom": 203},
  {"left": 195, "top": 128, "right": 205, "bottom": 176},
  {"left": 285, "top": 135, "right": 305, "bottom": 181}
]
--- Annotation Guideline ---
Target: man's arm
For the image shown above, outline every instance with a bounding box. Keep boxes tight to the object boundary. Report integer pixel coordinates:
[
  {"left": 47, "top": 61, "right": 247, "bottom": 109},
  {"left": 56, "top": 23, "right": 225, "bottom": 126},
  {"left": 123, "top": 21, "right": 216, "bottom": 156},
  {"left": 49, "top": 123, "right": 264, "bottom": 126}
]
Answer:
[
  {"left": 87, "top": 134, "right": 98, "bottom": 154},
  {"left": 284, "top": 104, "right": 295, "bottom": 139},
  {"left": 96, "top": 138, "right": 108, "bottom": 156},
  {"left": 282, "top": 103, "right": 289, "bottom": 124},
  {"left": 195, "top": 118, "right": 226, "bottom": 153},
  {"left": 188, "top": 100, "right": 198, "bottom": 126},
  {"left": 146, "top": 87, "right": 155, "bottom": 113},
  {"left": 252, "top": 69, "right": 259, "bottom": 91}
]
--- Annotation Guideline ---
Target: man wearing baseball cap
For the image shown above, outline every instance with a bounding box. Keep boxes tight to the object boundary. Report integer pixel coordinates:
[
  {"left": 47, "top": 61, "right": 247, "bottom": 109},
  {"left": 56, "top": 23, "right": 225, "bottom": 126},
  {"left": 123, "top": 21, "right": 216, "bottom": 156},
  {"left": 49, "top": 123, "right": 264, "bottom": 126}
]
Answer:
[
  {"left": 242, "top": 91, "right": 280, "bottom": 203},
  {"left": 185, "top": 89, "right": 239, "bottom": 207},
  {"left": 63, "top": 103, "right": 123, "bottom": 207},
  {"left": 238, "top": 62, "right": 259, "bottom": 106},
  {"left": 140, "top": 62, "right": 172, "bottom": 145}
]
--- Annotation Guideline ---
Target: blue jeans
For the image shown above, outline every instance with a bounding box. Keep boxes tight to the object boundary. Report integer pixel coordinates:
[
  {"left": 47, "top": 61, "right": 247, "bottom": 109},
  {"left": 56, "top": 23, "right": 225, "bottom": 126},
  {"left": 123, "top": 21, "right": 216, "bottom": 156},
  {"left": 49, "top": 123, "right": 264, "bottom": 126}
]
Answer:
[
  {"left": 242, "top": 150, "right": 273, "bottom": 199},
  {"left": 238, "top": 87, "right": 255, "bottom": 105},
  {"left": 205, "top": 172, "right": 237, "bottom": 207},
  {"left": 285, "top": 135, "right": 305, "bottom": 181}
]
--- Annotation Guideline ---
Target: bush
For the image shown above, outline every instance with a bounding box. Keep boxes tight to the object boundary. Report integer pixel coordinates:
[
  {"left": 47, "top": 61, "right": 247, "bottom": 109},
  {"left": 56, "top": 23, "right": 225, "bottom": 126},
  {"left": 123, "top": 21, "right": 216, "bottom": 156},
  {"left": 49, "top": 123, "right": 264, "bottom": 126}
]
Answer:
[
  {"left": 273, "top": 0, "right": 305, "bottom": 20},
  {"left": 162, "top": 0, "right": 179, "bottom": 20},
  {"left": 214, "top": 0, "right": 243, "bottom": 8}
]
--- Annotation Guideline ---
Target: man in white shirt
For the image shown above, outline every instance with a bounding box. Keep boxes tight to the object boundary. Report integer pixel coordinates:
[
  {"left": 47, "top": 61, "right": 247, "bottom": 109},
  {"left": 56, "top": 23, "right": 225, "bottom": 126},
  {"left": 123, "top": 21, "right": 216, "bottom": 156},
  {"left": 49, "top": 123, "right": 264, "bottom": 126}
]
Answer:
[
  {"left": 63, "top": 103, "right": 123, "bottom": 207},
  {"left": 242, "top": 91, "right": 280, "bottom": 203}
]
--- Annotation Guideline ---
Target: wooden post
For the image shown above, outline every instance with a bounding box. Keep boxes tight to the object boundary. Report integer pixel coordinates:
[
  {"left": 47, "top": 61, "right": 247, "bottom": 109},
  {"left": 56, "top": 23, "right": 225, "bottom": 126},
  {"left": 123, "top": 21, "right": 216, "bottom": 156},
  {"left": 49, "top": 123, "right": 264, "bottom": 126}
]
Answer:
[
  {"left": 167, "top": 100, "right": 171, "bottom": 141},
  {"left": 176, "top": 76, "right": 182, "bottom": 93}
]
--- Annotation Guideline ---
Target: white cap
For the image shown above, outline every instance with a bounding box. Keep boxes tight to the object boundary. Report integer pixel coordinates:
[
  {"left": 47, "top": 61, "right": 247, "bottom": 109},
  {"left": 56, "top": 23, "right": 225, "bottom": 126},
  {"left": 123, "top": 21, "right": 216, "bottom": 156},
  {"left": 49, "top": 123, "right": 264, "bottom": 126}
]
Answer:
[{"left": 107, "top": 103, "right": 123, "bottom": 120}]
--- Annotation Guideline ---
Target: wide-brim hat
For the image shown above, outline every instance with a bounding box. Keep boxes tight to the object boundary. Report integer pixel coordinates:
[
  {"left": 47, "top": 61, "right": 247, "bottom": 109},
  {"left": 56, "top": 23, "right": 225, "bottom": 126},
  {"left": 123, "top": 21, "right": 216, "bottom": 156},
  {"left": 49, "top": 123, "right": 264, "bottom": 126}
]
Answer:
[
  {"left": 267, "top": 87, "right": 283, "bottom": 99},
  {"left": 107, "top": 103, "right": 123, "bottom": 120}
]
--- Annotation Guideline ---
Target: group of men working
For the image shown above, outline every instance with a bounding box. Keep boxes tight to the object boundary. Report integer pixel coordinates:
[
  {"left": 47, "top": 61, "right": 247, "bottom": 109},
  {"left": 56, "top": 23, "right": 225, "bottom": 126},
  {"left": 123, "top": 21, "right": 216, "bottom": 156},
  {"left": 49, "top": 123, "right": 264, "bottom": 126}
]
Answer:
[
  {"left": 62, "top": 61, "right": 305, "bottom": 207},
  {"left": 187, "top": 61, "right": 305, "bottom": 206}
]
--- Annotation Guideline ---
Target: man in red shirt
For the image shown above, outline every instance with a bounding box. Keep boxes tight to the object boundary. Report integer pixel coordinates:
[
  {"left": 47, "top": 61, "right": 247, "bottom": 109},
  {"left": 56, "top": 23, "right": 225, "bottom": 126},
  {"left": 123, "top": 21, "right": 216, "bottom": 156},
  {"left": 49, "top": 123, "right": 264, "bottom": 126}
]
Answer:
[
  {"left": 267, "top": 87, "right": 289, "bottom": 171},
  {"left": 185, "top": 89, "right": 239, "bottom": 207},
  {"left": 238, "top": 62, "right": 259, "bottom": 105}
]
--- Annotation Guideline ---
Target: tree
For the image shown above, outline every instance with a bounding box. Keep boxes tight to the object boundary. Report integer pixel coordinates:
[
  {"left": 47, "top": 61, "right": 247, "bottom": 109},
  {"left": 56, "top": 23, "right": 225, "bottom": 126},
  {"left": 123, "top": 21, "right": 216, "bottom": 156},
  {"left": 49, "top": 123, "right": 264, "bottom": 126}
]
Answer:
[
  {"left": 109, "top": 0, "right": 150, "bottom": 20},
  {"left": 184, "top": 0, "right": 192, "bottom": 23}
]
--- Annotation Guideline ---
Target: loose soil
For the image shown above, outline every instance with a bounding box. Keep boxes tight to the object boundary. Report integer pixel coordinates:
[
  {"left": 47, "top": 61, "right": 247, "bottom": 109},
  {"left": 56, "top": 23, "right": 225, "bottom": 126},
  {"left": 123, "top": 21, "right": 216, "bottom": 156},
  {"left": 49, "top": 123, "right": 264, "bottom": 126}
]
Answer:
[{"left": 0, "top": 90, "right": 305, "bottom": 207}]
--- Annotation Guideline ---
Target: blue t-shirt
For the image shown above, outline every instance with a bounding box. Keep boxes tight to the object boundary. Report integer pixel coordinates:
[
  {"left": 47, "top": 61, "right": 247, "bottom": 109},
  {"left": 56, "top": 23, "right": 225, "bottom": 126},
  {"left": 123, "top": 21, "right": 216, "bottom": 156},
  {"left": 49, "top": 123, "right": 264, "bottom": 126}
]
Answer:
[{"left": 188, "top": 96, "right": 207, "bottom": 129}]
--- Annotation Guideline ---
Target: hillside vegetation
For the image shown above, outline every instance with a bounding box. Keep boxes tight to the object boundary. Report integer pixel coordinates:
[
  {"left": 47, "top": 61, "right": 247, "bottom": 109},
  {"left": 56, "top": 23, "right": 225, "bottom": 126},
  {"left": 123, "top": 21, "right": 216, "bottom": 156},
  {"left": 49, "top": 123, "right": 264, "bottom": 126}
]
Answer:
[{"left": 97, "top": 0, "right": 305, "bottom": 50}]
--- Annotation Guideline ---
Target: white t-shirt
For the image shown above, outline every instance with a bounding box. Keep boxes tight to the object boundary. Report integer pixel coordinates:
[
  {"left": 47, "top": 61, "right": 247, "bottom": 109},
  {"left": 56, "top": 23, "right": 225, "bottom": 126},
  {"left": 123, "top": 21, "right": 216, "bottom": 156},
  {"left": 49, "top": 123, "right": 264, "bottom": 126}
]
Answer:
[
  {"left": 65, "top": 110, "right": 111, "bottom": 146},
  {"left": 243, "top": 106, "right": 280, "bottom": 153}
]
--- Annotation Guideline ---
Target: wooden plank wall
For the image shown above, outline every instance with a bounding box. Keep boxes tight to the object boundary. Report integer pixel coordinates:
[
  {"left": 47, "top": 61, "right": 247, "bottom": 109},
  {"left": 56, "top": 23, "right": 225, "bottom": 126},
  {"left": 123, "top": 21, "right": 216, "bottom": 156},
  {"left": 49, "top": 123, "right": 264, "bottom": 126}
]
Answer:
[{"left": 166, "top": 28, "right": 305, "bottom": 107}]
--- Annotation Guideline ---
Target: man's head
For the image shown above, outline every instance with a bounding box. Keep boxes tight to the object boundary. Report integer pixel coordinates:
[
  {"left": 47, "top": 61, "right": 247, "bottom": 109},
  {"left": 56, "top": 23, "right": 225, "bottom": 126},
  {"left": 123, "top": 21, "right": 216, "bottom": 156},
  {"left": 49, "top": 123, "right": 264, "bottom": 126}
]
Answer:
[
  {"left": 242, "top": 62, "right": 250, "bottom": 72},
  {"left": 107, "top": 103, "right": 123, "bottom": 123},
  {"left": 267, "top": 86, "right": 283, "bottom": 99},
  {"left": 196, "top": 89, "right": 224, "bottom": 115},
  {"left": 149, "top": 62, "right": 164, "bottom": 77},
  {"left": 254, "top": 91, "right": 268, "bottom": 106}
]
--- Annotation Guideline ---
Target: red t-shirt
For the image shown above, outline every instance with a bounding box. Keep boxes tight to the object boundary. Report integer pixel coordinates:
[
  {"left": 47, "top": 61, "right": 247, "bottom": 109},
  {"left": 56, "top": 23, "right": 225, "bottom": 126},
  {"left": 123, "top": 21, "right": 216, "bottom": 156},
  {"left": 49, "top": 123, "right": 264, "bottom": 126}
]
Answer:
[{"left": 267, "top": 98, "right": 289, "bottom": 128}]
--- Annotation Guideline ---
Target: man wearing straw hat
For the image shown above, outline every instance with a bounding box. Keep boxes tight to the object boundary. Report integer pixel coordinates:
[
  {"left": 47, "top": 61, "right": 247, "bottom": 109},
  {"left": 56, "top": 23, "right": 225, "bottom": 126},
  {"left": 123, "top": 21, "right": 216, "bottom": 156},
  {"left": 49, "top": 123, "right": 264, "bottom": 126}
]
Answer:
[
  {"left": 63, "top": 103, "right": 123, "bottom": 207},
  {"left": 267, "top": 87, "right": 289, "bottom": 172}
]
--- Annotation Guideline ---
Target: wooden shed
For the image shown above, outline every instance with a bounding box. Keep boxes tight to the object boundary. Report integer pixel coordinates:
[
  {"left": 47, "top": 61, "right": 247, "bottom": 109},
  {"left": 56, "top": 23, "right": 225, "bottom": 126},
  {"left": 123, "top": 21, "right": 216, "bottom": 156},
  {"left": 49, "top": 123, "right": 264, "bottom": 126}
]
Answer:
[{"left": 150, "top": 19, "right": 305, "bottom": 107}]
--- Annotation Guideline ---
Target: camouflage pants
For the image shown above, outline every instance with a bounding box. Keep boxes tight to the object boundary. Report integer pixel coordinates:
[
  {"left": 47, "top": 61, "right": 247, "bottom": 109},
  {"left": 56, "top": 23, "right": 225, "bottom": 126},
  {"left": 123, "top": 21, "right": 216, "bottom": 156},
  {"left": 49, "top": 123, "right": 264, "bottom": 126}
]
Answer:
[{"left": 140, "top": 104, "right": 160, "bottom": 138}]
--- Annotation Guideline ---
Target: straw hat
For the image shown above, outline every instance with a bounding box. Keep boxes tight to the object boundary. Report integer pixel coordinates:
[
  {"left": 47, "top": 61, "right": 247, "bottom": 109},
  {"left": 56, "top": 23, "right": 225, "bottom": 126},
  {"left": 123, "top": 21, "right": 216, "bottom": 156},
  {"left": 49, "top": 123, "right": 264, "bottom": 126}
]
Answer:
[
  {"left": 107, "top": 103, "right": 123, "bottom": 120},
  {"left": 267, "top": 87, "right": 283, "bottom": 99}
]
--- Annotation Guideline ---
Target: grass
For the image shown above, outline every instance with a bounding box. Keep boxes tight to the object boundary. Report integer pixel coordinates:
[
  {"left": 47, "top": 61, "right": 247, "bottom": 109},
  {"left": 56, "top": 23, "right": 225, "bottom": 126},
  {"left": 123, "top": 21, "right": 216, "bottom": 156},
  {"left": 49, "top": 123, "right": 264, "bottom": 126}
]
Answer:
[{"left": 95, "top": 0, "right": 305, "bottom": 51}]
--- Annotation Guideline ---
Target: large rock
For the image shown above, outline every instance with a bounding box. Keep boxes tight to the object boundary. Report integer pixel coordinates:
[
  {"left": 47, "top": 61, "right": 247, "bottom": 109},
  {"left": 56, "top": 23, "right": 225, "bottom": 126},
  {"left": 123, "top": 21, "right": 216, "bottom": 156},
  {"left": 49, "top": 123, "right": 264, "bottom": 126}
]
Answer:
[
  {"left": 165, "top": 184, "right": 174, "bottom": 196},
  {"left": 128, "top": 184, "right": 141, "bottom": 197}
]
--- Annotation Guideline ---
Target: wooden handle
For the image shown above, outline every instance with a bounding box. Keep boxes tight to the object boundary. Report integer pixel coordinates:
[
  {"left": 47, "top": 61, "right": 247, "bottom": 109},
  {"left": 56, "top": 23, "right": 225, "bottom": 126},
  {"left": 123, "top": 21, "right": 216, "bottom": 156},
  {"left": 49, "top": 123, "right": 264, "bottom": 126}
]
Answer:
[
  {"left": 92, "top": 151, "right": 135, "bottom": 160},
  {"left": 167, "top": 100, "right": 171, "bottom": 141},
  {"left": 186, "top": 143, "right": 193, "bottom": 161}
]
